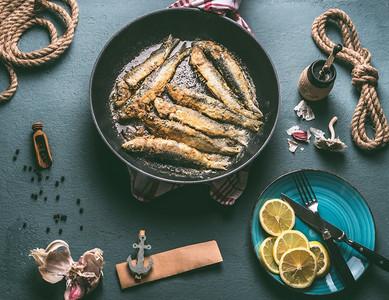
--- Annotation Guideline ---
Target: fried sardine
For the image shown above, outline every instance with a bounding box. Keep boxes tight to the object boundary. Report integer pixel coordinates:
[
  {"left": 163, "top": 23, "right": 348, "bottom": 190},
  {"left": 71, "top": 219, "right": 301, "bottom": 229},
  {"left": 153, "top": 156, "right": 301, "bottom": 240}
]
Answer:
[
  {"left": 121, "top": 45, "right": 191, "bottom": 119},
  {"left": 114, "top": 35, "right": 179, "bottom": 107},
  {"left": 122, "top": 137, "right": 230, "bottom": 170},
  {"left": 166, "top": 84, "right": 262, "bottom": 132},
  {"left": 143, "top": 112, "right": 240, "bottom": 155},
  {"left": 197, "top": 41, "right": 262, "bottom": 115},
  {"left": 190, "top": 45, "right": 260, "bottom": 120},
  {"left": 154, "top": 97, "right": 248, "bottom": 145}
]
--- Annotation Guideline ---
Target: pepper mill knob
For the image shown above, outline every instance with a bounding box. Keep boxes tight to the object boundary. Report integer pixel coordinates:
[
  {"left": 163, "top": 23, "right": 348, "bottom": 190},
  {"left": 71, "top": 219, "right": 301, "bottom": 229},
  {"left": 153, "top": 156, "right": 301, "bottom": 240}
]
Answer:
[{"left": 32, "top": 122, "right": 43, "bottom": 131}]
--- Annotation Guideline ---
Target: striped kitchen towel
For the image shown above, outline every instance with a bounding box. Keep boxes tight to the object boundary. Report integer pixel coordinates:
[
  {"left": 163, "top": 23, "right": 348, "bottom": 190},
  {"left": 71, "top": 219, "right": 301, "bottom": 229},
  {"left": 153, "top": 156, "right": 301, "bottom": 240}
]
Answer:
[{"left": 128, "top": 0, "right": 252, "bottom": 205}]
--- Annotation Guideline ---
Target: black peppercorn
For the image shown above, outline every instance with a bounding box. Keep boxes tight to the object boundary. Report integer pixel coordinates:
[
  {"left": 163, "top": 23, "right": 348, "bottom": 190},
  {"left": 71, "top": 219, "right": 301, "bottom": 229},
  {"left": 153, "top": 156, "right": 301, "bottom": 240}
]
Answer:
[
  {"left": 55, "top": 218, "right": 59, "bottom": 223},
  {"left": 31, "top": 193, "right": 34, "bottom": 199},
  {"left": 46, "top": 174, "right": 49, "bottom": 180},
  {"left": 79, "top": 208, "right": 84, "bottom": 214},
  {"left": 13, "top": 155, "right": 17, "bottom": 161},
  {"left": 23, "top": 222, "right": 27, "bottom": 228},
  {"left": 15, "top": 149, "right": 20, "bottom": 155},
  {"left": 80, "top": 225, "right": 83, "bottom": 231},
  {"left": 56, "top": 195, "right": 60, "bottom": 200},
  {"left": 59, "top": 228, "right": 62, "bottom": 234},
  {"left": 46, "top": 227, "right": 50, "bottom": 233},
  {"left": 76, "top": 198, "right": 81, "bottom": 205},
  {"left": 55, "top": 181, "right": 59, "bottom": 187},
  {"left": 28, "top": 166, "right": 32, "bottom": 171},
  {"left": 23, "top": 165, "right": 27, "bottom": 171},
  {"left": 44, "top": 196, "right": 47, "bottom": 201},
  {"left": 61, "top": 176, "right": 65, "bottom": 182},
  {"left": 39, "top": 189, "right": 43, "bottom": 195},
  {"left": 31, "top": 177, "right": 35, "bottom": 182}
]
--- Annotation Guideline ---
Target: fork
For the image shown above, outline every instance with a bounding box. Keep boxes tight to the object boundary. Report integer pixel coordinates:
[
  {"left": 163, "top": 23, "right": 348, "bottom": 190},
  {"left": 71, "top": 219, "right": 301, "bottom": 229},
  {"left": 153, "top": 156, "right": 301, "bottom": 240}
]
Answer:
[{"left": 293, "top": 170, "right": 356, "bottom": 290}]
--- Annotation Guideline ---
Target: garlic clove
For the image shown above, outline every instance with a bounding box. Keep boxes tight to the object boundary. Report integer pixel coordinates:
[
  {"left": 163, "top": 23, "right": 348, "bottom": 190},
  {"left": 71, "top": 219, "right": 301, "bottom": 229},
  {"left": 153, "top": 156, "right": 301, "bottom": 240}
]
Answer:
[
  {"left": 29, "top": 240, "right": 74, "bottom": 284},
  {"left": 69, "top": 248, "right": 105, "bottom": 295},
  {"left": 292, "top": 129, "right": 311, "bottom": 143},
  {"left": 64, "top": 278, "right": 84, "bottom": 300}
]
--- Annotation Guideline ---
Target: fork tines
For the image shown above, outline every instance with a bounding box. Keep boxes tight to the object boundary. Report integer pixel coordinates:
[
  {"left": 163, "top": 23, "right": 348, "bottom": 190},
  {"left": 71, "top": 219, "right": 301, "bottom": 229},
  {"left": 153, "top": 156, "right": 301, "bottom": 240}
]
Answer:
[{"left": 292, "top": 170, "right": 317, "bottom": 206}]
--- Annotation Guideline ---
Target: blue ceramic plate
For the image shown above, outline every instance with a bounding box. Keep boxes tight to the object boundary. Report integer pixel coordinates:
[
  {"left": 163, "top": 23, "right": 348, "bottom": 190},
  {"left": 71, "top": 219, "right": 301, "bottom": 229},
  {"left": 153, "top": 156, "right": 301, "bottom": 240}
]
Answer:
[{"left": 250, "top": 169, "right": 375, "bottom": 295}]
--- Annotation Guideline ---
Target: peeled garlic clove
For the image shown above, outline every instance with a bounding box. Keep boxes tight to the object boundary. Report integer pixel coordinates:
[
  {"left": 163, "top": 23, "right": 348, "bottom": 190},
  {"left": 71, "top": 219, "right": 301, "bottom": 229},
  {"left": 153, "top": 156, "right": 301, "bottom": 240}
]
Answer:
[
  {"left": 29, "top": 240, "right": 74, "bottom": 284},
  {"left": 64, "top": 278, "right": 84, "bottom": 300}
]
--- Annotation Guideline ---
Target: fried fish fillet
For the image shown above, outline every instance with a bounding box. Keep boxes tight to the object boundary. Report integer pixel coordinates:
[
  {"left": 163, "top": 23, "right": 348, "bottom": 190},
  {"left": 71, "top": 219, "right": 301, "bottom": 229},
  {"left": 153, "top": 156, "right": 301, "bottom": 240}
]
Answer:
[
  {"left": 122, "top": 137, "right": 230, "bottom": 170},
  {"left": 190, "top": 45, "right": 260, "bottom": 120},
  {"left": 154, "top": 97, "right": 248, "bottom": 145},
  {"left": 143, "top": 112, "right": 240, "bottom": 155},
  {"left": 166, "top": 84, "right": 262, "bottom": 132},
  {"left": 196, "top": 41, "right": 262, "bottom": 116}
]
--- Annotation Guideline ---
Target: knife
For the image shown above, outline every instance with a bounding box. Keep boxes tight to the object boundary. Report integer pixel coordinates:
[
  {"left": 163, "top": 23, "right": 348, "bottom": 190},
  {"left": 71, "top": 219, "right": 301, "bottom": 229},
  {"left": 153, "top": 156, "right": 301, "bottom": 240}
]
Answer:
[{"left": 281, "top": 193, "right": 389, "bottom": 272}]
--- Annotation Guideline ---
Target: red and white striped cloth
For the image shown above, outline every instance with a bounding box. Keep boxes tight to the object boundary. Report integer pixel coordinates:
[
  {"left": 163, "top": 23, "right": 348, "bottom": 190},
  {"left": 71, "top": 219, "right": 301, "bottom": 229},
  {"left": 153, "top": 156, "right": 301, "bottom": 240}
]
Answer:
[
  {"left": 168, "top": 0, "right": 253, "bottom": 34},
  {"left": 128, "top": 0, "right": 253, "bottom": 205}
]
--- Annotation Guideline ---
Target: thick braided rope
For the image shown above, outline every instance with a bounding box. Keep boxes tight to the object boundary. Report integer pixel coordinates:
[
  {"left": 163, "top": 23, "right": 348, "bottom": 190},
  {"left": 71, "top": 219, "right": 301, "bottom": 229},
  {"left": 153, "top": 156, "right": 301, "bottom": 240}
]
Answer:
[
  {"left": 312, "top": 9, "right": 389, "bottom": 150},
  {"left": 0, "top": 0, "right": 79, "bottom": 102}
]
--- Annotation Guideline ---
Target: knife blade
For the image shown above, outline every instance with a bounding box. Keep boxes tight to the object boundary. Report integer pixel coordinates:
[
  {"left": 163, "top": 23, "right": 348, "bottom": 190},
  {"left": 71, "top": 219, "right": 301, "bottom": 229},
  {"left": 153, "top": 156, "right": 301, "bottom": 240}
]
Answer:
[{"left": 281, "top": 193, "right": 389, "bottom": 272}]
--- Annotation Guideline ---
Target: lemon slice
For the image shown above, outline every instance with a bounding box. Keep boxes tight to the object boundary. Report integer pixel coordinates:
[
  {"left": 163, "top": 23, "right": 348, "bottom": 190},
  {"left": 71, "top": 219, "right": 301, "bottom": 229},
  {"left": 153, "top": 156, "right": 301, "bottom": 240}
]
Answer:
[
  {"left": 259, "top": 237, "right": 279, "bottom": 274},
  {"left": 273, "top": 230, "right": 310, "bottom": 264},
  {"left": 259, "top": 199, "right": 295, "bottom": 236},
  {"left": 309, "top": 241, "right": 330, "bottom": 277},
  {"left": 279, "top": 247, "right": 317, "bottom": 289}
]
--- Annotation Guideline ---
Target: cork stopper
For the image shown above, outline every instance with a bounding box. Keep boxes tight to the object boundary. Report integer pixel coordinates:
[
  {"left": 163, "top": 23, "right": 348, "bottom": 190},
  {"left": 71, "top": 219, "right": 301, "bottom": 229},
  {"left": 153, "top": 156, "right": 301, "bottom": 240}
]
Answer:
[{"left": 32, "top": 122, "right": 43, "bottom": 131}]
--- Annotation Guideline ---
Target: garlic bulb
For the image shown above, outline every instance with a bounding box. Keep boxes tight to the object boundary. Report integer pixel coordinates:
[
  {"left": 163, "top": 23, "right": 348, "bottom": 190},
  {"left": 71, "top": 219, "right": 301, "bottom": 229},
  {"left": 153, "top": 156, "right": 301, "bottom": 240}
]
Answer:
[{"left": 30, "top": 240, "right": 104, "bottom": 300}]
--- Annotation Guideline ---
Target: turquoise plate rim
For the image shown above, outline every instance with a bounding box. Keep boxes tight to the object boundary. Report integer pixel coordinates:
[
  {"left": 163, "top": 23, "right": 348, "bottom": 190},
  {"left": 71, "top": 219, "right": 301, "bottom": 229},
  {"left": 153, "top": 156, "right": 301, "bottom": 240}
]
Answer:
[{"left": 249, "top": 169, "right": 376, "bottom": 295}]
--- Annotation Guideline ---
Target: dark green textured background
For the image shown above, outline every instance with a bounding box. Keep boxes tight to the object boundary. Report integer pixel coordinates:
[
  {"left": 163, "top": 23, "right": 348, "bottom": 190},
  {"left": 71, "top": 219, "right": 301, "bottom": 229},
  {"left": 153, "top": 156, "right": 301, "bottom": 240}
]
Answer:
[{"left": 1, "top": 1, "right": 388, "bottom": 299}]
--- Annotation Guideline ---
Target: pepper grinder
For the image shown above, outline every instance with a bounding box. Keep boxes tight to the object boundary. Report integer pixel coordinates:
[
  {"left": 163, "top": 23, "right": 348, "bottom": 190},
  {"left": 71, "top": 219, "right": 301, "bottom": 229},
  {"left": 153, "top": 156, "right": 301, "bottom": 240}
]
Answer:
[
  {"left": 32, "top": 122, "right": 53, "bottom": 168},
  {"left": 298, "top": 44, "right": 343, "bottom": 101}
]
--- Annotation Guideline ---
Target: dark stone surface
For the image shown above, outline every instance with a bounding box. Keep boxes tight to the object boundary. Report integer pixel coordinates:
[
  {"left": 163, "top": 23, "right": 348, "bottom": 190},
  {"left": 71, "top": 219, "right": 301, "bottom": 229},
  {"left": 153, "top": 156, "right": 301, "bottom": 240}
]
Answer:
[{"left": 0, "top": 0, "right": 388, "bottom": 299}]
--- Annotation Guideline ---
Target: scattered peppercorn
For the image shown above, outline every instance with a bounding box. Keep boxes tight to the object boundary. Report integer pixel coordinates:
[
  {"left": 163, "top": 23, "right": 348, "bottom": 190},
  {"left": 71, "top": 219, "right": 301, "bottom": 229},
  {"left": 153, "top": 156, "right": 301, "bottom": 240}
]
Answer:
[
  {"left": 31, "top": 177, "right": 35, "bottom": 182},
  {"left": 64, "top": 215, "right": 67, "bottom": 221},
  {"left": 60, "top": 215, "right": 65, "bottom": 221},
  {"left": 59, "top": 228, "right": 62, "bottom": 234},
  {"left": 15, "top": 149, "right": 20, "bottom": 155},
  {"left": 46, "top": 174, "right": 49, "bottom": 180},
  {"left": 23, "top": 222, "right": 27, "bottom": 228},
  {"left": 33, "top": 168, "right": 36, "bottom": 173},
  {"left": 31, "top": 193, "right": 34, "bottom": 199},
  {"left": 76, "top": 198, "right": 81, "bottom": 205},
  {"left": 61, "top": 176, "right": 65, "bottom": 182},
  {"left": 55, "top": 218, "right": 59, "bottom": 223},
  {"left": 23, "top": 165, "right": 27, "bottom": 171},
  {"left": 55, "top": 181, "right": 59, "bottom": 187},
  {"left": 33, "top": 194, "right": 38, "bottom": 200},
  {"left": 44, "top": 196, "right": 48, "bottom": 201},
  {"left": 39, "top": 189, "right": 43, "bottom": 195},
  {"left": 13, "top": 155, "right": 17, "bottom": 161},
  {"left": 46, "top": 227, "right": 50, "bottom": 233},
  {"left": 28, "top": 166, "right": 32, "bottom": 171},
  {"left": 56, "top": 194, "right": 60, "bottom": 200},
  {"left": 79, "top": 208, "right": 84, "bottom": 214},
  {"left": 80, "top": 225, "right": 83, "bottom": 231},
  {"left": 38, "top": 176, "right": 42, "bottom": 182}
]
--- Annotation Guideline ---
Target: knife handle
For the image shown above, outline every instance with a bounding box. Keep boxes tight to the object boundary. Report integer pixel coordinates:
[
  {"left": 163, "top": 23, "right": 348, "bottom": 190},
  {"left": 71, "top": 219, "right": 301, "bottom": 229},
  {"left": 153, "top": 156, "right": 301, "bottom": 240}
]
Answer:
[
  {"left": 345, "top": 238, "right": 389, "bottom": 272},
  {"left": 323, "top": 234, "right": 356, "bottom": 291}
]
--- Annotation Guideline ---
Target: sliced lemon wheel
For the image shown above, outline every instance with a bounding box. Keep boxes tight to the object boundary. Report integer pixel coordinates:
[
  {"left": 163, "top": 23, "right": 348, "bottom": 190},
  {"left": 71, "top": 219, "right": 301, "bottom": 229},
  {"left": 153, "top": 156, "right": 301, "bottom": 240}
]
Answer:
[
  {"left": 309, "top": 241, "right": 330, "bottom": 277},
  {"left": 259, "top": 237, "right": 279, "bottom": 274},
  {"left": 273, "top": 230, "right": 310, "bottom": 265},
  {"left": 259, "top": 199, "right": 295, "bottom": 236},
  {"left": 279, "top": 247, "right": 317, "bottom": 289}
]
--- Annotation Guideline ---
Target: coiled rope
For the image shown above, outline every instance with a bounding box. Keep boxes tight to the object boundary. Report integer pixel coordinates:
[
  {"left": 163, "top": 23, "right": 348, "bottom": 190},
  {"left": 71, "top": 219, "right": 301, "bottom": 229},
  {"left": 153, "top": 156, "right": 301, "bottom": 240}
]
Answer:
[
  {"left": 312, "top": 9, "right": 389, "bottom": 150},
  {"left": 0, "top": 0, "right": 79, "bottom": 102}
]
